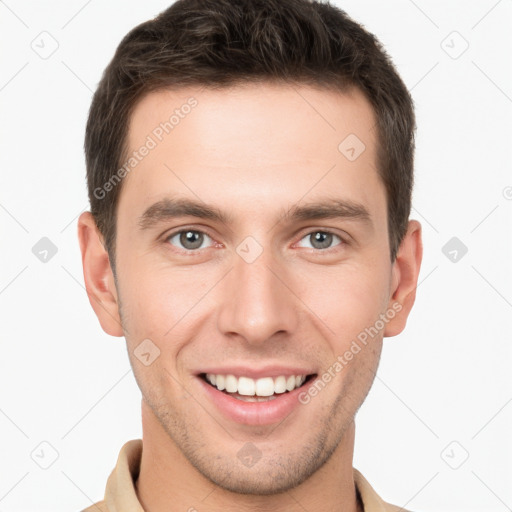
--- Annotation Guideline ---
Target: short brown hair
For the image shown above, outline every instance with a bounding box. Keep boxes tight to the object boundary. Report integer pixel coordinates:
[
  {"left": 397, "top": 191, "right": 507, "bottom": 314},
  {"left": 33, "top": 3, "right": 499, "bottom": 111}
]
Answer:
[{"left": 85, "top": 0, "right": 415, "bottom": 273}]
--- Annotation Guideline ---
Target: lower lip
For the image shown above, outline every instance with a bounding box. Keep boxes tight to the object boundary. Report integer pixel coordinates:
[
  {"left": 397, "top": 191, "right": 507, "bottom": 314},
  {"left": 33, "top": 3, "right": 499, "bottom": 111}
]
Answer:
[{"left": 198, "top": 376, "right": 316, "bottom": 426}]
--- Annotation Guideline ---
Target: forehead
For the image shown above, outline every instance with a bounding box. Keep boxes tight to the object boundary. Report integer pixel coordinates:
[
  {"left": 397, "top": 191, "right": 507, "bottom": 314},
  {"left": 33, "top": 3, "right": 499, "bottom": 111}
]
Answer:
[
  {"left": 127, "top": 82, "right": 377, "bottom": 160},
  {"left": 120, "top": 82, "right": 383, "bottom": 221}
]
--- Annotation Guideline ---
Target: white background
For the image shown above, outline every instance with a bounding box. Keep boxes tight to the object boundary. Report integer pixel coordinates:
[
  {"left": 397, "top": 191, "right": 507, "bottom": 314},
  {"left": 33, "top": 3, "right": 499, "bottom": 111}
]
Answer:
[{"left": 0, "top": 1, "right": 511, "bottom": 511}]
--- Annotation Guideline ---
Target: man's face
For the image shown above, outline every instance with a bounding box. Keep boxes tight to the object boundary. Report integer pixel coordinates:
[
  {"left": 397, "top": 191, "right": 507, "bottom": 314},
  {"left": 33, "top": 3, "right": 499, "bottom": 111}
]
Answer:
[{"left": 112, "top": 83, "right": 398, "bottom": 493}]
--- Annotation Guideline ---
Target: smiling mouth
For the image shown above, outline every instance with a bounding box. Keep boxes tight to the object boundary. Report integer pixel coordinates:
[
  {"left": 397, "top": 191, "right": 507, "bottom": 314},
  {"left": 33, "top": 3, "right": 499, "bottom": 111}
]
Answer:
[{"left": 199, "top": 373, "right": 317, "bottom": 402}]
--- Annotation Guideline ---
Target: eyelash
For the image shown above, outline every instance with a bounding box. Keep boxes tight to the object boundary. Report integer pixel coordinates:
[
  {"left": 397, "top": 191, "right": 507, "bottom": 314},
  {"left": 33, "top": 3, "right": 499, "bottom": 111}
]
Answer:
[{"left": 163, "top": 227, "right": 347, "bottom": 254}]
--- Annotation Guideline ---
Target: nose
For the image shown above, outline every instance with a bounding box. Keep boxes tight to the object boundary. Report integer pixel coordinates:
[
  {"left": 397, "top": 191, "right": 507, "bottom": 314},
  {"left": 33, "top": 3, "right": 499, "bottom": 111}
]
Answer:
[{"left": 216, "top": 246, "right": 299, "bottom": 346}]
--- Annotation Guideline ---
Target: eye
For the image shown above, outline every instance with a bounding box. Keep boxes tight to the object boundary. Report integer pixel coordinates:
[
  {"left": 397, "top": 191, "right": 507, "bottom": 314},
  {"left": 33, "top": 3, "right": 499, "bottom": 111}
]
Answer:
[
  {"left": 297, "top": 231, "right": 343, "bottom": 250},
  {"left": 166, "top": 230, "right": 214, "bottom": 251}
]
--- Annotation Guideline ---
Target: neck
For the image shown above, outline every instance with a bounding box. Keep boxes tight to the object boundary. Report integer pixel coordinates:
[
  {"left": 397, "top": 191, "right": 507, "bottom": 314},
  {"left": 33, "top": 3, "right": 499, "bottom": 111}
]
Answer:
[{"left": 135, "top": 400, "right": 363, "bottom": 512}]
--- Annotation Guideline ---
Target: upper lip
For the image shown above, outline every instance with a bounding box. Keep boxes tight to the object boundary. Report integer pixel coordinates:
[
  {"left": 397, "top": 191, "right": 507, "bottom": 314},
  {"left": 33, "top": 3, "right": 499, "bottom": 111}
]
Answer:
[{"left": 196, "top": 365, "right": 317, "bottom": 379}]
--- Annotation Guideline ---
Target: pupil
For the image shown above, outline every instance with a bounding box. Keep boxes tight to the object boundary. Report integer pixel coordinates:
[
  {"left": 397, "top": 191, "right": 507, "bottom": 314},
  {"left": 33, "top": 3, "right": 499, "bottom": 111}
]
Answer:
[
  {"left": 311, "top": 231, "right": 332, "bottom": 249},
  {"left": 180, "top": 231, "right": 203, "bottom": 249}
]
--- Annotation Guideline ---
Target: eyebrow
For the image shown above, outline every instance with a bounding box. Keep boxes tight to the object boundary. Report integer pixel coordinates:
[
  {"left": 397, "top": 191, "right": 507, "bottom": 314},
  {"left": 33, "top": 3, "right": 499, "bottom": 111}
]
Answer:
[
  {"left": 283, "top": 199, "right": 371, "bottom": 224},
  {"left": 137, "top": 196, "right": 371, "bottom": 231},
  {"left": 138, "top": 197, "right": 231, "bottom": 230}
]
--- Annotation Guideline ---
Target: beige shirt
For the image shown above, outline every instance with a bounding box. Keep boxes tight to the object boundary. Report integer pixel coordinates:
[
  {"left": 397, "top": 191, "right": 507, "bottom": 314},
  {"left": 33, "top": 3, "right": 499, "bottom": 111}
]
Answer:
[{"left": 82, "top": 440, "right": 407, "bottom": 512}]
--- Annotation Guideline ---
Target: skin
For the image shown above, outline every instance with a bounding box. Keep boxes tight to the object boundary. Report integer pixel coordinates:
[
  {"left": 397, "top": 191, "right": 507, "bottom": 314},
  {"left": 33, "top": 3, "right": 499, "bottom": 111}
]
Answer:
[{"left": 78, "top": 83, "right": 422, "bottom": 512}]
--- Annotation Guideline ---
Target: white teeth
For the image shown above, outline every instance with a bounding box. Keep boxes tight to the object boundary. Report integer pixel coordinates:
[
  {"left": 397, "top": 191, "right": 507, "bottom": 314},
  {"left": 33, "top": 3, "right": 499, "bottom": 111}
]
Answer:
[
  {"left": 255, "top": 377, "right": 274, "bottom": 397},
  {"left": 274, "top": 376, "right": 287, "bottom": 394},
  {"left": 205, "top": 373, "right": 308, "bottom": 396},
  {"left": 215, "top": 374, "right": 225, "bottom": 390},
  {"left": 225, "top": 374, "right": 238, "bottom": 393},
  {"left": 238, "top": 376, "right": 255, "bottom": 396},
  {"left": 234, "top": 394, "right": 278, "bottom": 402}
]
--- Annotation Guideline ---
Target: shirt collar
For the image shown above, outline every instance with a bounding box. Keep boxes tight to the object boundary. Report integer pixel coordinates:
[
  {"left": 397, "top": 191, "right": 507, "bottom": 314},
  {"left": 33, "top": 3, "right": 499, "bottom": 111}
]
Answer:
[{"left": 103, "top": 439, "right": 400, "bottom": 512}]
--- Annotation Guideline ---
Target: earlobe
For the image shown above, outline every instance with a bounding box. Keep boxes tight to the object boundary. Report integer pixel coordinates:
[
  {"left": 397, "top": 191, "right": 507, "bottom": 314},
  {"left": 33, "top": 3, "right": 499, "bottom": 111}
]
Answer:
[
  {"left": 384, "top": 220, "right": 423, "bottom": 338},
  {"left": 77, "top": 212, "right": 124, "bottom": 337}
]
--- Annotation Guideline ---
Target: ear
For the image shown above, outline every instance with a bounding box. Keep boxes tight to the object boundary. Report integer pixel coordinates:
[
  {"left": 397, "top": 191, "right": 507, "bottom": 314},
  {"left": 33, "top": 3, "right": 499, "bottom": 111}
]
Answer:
[
  {"left": 384, "top": 220, "right": 423, "bottom": 337},
  {"left": 77, "top": 211, "right": 124, "bottom": 337}
]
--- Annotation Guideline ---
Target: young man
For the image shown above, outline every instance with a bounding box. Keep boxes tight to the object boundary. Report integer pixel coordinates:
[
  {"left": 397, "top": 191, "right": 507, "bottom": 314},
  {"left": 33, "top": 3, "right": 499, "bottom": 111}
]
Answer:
[{"left": 78, "top": 0, "right": 422, "bottom": 510}]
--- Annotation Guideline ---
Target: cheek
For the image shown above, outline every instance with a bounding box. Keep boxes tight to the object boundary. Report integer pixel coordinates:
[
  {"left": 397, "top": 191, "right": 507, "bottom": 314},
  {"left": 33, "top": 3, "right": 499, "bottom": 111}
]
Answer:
[
  {"left": 294, "top": 261, "right": 390, "bottom": 341},
  {"left": 117, "top": 259, "right": 216, "bottom": 346},
  {"left": 118, "top": 267, "right": 197, "bottom": 399}
]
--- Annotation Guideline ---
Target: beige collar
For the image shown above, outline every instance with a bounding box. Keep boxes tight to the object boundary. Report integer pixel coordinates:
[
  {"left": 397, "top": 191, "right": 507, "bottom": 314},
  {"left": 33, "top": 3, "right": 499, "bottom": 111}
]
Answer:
[{"left": 101, "top": 439, "right": 405, "bottom": 512}]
